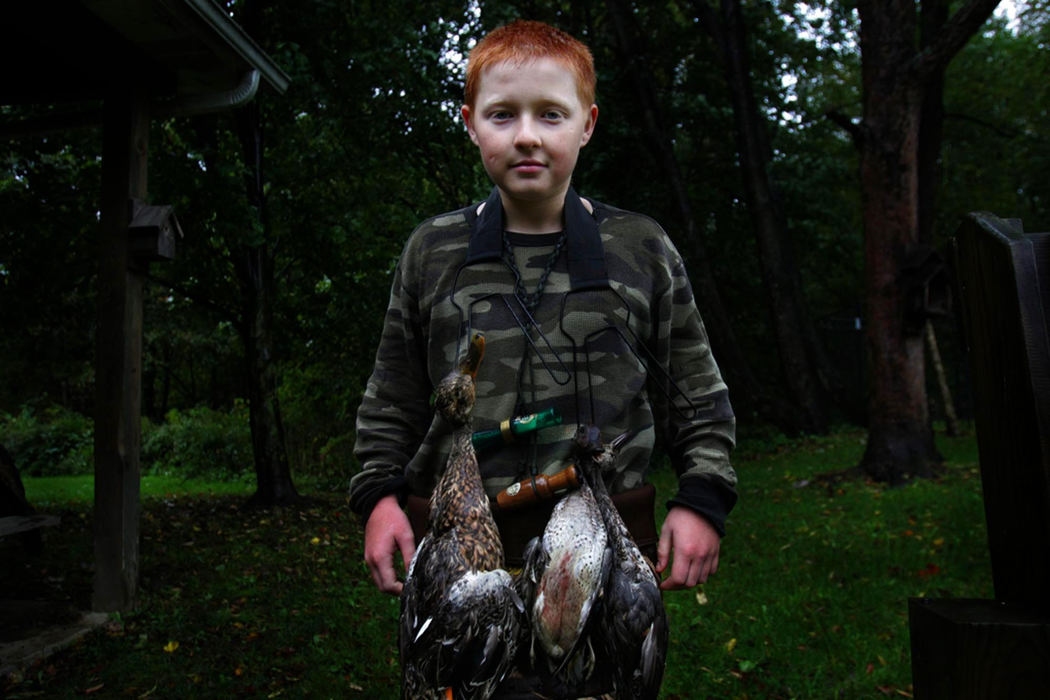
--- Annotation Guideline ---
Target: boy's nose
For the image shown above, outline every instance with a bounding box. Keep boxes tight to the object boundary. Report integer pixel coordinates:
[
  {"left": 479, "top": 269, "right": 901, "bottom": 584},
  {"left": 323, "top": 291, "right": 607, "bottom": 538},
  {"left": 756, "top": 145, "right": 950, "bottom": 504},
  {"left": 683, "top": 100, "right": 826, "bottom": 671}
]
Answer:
[{"left": 514, "top": 118, "right": 541, "bottom": 149}]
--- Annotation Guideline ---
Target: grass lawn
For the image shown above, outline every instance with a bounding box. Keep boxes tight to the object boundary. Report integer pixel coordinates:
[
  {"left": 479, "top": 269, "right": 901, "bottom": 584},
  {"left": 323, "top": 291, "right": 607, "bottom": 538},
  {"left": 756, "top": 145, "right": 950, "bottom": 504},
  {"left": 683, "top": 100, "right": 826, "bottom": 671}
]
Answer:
[{"left": 2, "top": 426, "right": 989, "bottom": 699}]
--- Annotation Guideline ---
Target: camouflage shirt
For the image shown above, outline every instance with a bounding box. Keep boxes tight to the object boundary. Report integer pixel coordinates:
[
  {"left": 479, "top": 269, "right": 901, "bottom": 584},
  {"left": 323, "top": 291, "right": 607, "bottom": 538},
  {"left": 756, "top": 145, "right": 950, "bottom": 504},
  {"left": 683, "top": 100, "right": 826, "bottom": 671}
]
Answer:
[{"left": 351, "top": 188, "right": 737, "bottom": 534}]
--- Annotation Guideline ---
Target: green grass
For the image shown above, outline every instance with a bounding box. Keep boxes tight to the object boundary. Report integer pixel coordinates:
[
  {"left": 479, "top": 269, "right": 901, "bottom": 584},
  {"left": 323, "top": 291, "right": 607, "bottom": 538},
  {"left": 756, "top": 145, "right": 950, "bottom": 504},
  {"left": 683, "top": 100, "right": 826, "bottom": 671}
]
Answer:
[
  {"left": 2, "top": 426, "right": 990, "bottom": 699},
  {"left": 22, "top": 475, "right": 256, "bottom": 506}
]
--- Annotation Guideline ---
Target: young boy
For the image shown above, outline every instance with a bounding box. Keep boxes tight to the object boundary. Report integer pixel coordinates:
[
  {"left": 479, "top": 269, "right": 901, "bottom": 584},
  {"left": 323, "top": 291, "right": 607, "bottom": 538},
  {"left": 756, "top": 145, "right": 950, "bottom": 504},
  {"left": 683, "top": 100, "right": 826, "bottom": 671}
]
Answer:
[{"left": 351, "top": 18, "right": 737, "bottom": 688}]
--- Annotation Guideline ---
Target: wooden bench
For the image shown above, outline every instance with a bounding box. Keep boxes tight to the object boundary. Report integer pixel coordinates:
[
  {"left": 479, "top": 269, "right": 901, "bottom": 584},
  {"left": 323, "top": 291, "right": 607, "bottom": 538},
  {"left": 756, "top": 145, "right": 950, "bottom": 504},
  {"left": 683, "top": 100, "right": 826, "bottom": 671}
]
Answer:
[
  {"left": 0, "top": 513, "right": 60, "bottom": 539},
  {"left": 908, "top": 213, "right": 1050, "bottom": 698}
]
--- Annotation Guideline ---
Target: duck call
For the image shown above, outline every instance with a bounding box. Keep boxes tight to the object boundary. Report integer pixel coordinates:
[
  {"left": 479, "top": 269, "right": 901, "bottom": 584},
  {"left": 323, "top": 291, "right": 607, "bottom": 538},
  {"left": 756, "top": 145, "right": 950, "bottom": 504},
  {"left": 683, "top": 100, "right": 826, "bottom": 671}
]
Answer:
[
  {"left": 496, "top": 463, "right": 581, "bottom": 510},
  {"left": 472, "top": 407, "right": 562, "bottom": 451}
]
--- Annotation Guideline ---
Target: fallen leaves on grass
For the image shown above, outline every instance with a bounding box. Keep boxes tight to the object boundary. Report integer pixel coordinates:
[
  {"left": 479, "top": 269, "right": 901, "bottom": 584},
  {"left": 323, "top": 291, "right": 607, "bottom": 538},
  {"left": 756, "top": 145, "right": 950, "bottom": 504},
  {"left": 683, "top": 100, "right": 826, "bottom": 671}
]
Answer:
[{"left": 917, "top": 563, "right": 942, "bottom": 580}]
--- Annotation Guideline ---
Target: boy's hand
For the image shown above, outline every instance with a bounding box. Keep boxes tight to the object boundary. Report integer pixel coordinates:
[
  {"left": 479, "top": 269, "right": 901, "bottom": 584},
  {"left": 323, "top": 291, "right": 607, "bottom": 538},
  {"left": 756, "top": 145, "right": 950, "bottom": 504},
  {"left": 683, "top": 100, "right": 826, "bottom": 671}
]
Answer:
[
  {"left": 656, "top": 506, "right": 721, "bottom": 590},
  {"left": 364, "top": 494, "right": 416, "bottom": 595}
]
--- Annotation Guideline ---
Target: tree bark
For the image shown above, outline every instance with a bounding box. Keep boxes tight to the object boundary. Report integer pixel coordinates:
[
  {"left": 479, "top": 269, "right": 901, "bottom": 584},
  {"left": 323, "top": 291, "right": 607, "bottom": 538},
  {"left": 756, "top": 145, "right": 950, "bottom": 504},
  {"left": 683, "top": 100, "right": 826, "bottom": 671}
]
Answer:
[
  {"left": 918, "top": 0, "right": 949, "bottom": 247},
  {"left": 233, "top": 0, "right": 300, "bottom": 507},
  {"left": 233, "top": 243, "right": 300, "bottom": 507},
  {"left": 925, "top": 320, "right": 959, "bottom": 437},
  {"left": 854, "top": 0, "right": 998, "bottom": 482}
]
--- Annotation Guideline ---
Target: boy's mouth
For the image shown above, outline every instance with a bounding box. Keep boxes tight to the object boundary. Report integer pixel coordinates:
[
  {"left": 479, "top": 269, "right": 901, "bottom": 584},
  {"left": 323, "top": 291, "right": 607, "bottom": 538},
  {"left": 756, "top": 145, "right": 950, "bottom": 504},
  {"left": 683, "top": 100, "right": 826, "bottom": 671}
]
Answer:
[{"left": 512, "top": 159, "right": 545, "bottom": 172}]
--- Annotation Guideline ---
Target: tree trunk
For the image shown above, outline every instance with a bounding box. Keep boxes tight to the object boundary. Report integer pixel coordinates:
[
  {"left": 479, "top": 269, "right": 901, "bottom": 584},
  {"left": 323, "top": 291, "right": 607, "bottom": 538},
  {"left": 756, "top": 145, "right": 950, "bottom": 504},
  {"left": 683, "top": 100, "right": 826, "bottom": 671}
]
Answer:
[
  {"left": 855, "top": 0, "right": 998, "bottom": 482},
  {"left": 856, "top": 2, "right": 935, "bottom": 482},
  {"left": 232, "top": 3, "right": 300, "bottom": 507},
  {"left": 605, "top": 0, "right": 804, "bottom": 432},
  {"left": 925, "top": 320, "right": 959, "bottom": 437},
  {"left": 918, "top": 0, "right": 949, "bottom": 247},
  {"left": 234, "top": 244, "right": 300, "bottom": 507}
]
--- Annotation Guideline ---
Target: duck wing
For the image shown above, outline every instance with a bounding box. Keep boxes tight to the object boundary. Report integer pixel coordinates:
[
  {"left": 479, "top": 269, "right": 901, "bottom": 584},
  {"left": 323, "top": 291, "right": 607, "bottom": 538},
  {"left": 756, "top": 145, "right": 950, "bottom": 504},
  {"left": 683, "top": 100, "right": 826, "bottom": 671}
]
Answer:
[
  {"left": 574, "top": 426, "right": 669, "bottom": 699},
  {"left": 602, "top": 544, "right": 669, "bottom": 699},
  {"left": 401, "top": 531, "right": 524, "bottom": 700}
]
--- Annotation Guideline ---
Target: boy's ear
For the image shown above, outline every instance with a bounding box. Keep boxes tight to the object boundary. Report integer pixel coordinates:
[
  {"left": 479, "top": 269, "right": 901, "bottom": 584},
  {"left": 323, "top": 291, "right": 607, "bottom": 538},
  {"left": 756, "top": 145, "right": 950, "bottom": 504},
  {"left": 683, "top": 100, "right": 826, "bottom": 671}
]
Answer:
[
  {"left": 461, "top": 105, "right": 480, "bottom": 145},
  {"left": 580, "top": 104, "right": 598, "bottom": 147}
]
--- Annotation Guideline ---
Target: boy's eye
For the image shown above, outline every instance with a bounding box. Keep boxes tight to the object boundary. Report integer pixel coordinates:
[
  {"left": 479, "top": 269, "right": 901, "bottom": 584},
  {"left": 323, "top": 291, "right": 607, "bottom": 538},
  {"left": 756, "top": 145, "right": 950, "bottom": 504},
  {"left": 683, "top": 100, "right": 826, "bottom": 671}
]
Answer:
[
  {"left": 490, "top": 110, "right": 514, "bottom": 121},
  {"left": 542, "top": 110, "right": 564, "bottom": 121}
]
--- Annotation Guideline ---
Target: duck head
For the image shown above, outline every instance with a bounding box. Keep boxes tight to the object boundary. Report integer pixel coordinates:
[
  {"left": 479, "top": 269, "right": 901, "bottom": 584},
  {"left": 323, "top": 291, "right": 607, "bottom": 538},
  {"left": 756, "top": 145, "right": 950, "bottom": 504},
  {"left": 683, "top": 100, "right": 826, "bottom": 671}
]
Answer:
[
  {"left": 573, "top": 425, "right": 635, "bottom": 480},
  {"left": 434, "top": 333, "right": 485, "bottom": 426}
]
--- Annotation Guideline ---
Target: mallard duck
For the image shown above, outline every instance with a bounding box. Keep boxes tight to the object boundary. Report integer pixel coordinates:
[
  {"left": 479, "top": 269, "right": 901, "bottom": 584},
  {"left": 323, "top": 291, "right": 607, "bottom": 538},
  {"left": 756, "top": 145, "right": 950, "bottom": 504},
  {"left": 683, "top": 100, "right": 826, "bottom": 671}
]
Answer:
[
  {"left": 520, "top": 438, "right": 612, "bottom": 687},
  {"left": 575, "top": 425, "right": 669, "bottom": 699},
  {"left": 399, "top": 333, "right": 525, "bottom": 700}
]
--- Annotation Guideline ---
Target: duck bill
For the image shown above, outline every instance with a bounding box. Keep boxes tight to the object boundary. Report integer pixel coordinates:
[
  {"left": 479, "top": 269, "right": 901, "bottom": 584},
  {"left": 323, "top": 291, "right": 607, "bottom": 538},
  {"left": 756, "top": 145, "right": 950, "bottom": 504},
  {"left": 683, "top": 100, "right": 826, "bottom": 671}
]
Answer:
[
  {"left": 459, "top": 332, "right": 485, "bottom": 378},
  {"left": 609, "top": 427, "right": 642, "bottom": 452}
]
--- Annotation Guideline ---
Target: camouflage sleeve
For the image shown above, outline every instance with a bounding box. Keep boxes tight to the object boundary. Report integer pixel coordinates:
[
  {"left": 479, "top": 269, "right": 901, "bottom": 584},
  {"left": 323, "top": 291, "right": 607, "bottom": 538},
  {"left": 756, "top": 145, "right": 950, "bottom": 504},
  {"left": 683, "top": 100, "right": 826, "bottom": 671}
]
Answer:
[
  {"left": 349, "top": 241, "right": 432, "bottom": 522},
  {"left": 651, "top": 237, "right": 738, "bottom": 536}
]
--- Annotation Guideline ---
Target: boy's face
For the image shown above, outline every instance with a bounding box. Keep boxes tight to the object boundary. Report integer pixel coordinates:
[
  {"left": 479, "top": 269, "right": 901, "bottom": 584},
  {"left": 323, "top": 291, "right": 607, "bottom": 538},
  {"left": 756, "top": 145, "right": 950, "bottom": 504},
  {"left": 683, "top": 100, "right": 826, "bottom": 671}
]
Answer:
[{"left": 462, "top": 57, "right": 597, "bottom": 216}]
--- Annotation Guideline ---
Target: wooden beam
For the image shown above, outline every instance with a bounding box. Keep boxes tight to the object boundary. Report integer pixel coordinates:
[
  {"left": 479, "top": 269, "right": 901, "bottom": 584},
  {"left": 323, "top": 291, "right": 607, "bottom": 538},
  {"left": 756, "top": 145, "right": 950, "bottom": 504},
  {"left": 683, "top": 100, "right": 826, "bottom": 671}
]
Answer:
[
  {"left": 909, "top": 598, "right": 1050, "bottom": 699},
  {"left": 93, "top": 87, "right": 148, "bottom": 612},
  {"left": 0, "top": 514, "right": 60, "bottom": 538}
]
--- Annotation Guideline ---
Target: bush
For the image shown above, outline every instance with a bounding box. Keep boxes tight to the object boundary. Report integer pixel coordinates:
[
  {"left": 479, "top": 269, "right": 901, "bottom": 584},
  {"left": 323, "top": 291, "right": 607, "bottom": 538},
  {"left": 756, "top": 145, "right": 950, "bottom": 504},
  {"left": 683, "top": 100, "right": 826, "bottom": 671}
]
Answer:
[
  {"left": 279, "top": 363, "right": 362, "bottom": 490},
  {"left": 142, "top": 404, "right": 253, "bottom": 482},
  {"left": 0, "top": 405, "right": 93, "bottom": 476}
]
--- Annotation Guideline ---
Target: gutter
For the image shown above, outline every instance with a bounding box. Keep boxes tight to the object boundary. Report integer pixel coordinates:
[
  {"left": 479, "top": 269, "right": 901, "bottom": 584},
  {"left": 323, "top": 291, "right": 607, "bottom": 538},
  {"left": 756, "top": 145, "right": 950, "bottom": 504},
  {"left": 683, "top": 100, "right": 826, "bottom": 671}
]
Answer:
[
  {"left": 177, "top": 0, "right": 290, "bottom": 95},
  {"left": 164, "top": 69, "right": 261, "bottom": 116},
  {"left": 0, "top": 69, "right": 262, "bottom": 138}
]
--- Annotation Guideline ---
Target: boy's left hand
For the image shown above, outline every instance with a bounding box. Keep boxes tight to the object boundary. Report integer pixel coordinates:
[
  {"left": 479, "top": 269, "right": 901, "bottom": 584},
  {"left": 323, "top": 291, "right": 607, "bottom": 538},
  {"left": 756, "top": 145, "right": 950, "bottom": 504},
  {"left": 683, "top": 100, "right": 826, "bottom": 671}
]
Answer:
[{"left": 655, "top": 506, "right": 721, "bottom": 590}]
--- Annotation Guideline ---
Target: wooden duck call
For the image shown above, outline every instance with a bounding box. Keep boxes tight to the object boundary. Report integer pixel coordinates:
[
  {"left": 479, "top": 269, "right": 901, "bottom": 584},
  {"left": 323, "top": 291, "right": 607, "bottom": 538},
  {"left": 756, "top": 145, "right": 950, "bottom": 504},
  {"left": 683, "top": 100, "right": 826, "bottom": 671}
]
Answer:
[{"left": 496, "top": 463, "right": 581, "bottom": 510}]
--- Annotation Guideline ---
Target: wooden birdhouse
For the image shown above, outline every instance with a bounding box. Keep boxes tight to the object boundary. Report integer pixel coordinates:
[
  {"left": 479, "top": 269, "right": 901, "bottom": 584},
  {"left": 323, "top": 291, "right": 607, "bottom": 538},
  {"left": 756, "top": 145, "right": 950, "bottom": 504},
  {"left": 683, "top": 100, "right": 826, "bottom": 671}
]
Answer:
[
  {"left": 901, "top": 244, "right": 951, "bottom": 335},
  {"left": 128, "top": 199, "right": 183, "bottom": 262}
]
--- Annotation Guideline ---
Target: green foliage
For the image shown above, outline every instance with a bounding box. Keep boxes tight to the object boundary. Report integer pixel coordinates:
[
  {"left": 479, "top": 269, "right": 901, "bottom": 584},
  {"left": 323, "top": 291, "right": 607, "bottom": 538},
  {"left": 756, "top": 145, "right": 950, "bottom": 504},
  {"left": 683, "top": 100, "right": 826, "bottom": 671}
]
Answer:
[
  {"left": 0, "top": 405, "right": 92, "bottom": 476},
  {"left": 278, "top": 363, "right": 360, "bottom": 490},
  {"left": 6, "top": 428, "right": 989, "bottom": 698},
  {"left": 940, "top": 15, "right": 1050, "bottom": 233},
  {"left": 0, "top": 132, "right": 101, "bottom": 413},
  {"left": 141, "top": 405, "right": 254, "bottom": 482}
]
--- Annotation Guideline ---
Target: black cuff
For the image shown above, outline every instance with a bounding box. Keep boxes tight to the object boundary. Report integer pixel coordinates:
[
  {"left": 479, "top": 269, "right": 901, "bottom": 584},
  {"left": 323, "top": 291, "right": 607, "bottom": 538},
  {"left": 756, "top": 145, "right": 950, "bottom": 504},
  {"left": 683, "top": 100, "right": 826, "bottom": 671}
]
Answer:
[
  {"left": 350, "top": 476, "right": 409, "bottom": 523},
  {"left": 666, "top": 474, "right": 738, "bottom": 537}
]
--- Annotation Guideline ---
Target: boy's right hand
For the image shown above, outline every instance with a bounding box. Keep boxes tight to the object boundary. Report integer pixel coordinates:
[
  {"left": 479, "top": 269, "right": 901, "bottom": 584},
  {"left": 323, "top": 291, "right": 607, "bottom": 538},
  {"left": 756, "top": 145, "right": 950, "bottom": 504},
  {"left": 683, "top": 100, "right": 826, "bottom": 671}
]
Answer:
[{"left": 364, "top": 494, "right": 416, "bottom": 595}]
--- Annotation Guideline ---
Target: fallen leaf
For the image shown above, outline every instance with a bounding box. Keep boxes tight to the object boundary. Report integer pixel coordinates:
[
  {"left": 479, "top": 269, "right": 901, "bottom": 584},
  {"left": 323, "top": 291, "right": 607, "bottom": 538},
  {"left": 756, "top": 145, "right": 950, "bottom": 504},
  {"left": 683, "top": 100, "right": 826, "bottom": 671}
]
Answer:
[
  {"left": 918, "top": 563, "right": 941, "bottom": 580},
  {"left": 725, "top": 637, "right": 737, "bottom": 653},
  {"left": 695, "top": 589, "right": 710, "bottom": 606},
  {"left": 163, "top": 640, "right": 179, "bottom": 653}
]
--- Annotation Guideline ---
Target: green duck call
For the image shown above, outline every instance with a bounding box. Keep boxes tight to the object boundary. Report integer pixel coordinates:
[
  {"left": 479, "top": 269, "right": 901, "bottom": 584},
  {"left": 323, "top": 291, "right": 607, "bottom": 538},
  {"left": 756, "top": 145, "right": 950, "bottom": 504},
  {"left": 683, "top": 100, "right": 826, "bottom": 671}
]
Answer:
[{"left": 471, "top": 407, "right": 562, "bottom": 451}]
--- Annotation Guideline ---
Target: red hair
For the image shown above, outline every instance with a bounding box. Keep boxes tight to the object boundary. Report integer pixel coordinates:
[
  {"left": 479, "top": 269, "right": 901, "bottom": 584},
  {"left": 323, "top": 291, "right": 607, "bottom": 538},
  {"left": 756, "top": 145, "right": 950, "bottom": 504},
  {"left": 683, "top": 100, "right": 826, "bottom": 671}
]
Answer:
[{"left": 464, "top": 20, "right": 596, "bottom": 109}]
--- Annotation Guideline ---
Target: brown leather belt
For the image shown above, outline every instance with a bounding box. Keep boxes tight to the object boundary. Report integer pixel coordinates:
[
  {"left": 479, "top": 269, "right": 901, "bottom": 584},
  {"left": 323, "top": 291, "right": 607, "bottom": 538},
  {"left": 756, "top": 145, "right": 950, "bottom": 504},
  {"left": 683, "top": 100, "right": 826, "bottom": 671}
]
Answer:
[{"left": 406, "top": 482, "right": 658, "bottom": 568}]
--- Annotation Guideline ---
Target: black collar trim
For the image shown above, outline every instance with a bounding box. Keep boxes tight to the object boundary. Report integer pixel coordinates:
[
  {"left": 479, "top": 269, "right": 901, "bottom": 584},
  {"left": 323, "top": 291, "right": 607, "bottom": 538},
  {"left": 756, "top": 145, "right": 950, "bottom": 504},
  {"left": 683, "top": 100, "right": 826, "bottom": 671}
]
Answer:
[{"left": 465, "top": 187, "right": 609, "bottom": 290}]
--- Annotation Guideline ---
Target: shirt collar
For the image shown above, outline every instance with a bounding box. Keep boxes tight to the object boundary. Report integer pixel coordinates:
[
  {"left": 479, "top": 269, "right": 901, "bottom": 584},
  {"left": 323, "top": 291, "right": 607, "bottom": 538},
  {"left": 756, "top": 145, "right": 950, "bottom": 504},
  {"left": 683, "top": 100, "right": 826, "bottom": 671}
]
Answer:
[{"left": 465, "top": 187, "right": 609, "bottom": 290}]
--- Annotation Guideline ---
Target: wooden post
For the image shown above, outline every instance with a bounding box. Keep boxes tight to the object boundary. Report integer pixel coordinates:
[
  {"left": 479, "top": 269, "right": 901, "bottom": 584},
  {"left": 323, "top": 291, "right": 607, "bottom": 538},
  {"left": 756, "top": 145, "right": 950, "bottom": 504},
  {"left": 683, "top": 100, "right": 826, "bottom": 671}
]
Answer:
[
  {"left": 951, "top": 215, "right": 1050, "bottom": 607},
  {"left": 93, "top": 88, "right": 149, "bottom": 612},
  {"left": 909, "top": 213, "right": 1050, "bottom": 698},
  {"left": 909, "top": 598, "right": 1050, "bottom": 699}
]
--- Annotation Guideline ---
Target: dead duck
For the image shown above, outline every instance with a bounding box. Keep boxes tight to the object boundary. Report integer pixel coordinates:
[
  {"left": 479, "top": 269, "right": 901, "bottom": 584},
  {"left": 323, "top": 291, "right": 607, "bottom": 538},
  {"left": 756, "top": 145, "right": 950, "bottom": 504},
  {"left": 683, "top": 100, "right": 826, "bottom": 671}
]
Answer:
[
  {"left": 520, "top": 437, "right": 612, "bottom": 688},
  {"left": 399, "top": 333, "right": 525, "bottom": 700},
  {"left": 575, "top": 425, "right": 669, "bottom": 699}
]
